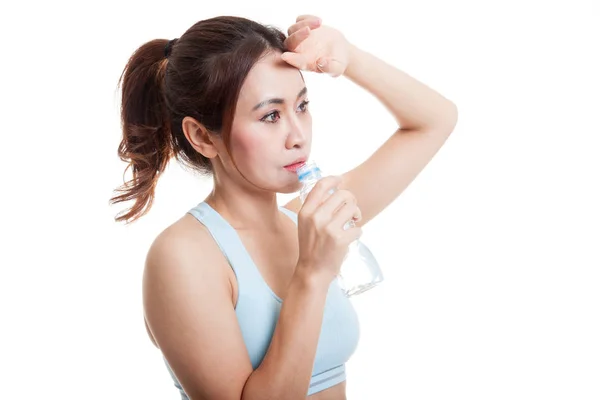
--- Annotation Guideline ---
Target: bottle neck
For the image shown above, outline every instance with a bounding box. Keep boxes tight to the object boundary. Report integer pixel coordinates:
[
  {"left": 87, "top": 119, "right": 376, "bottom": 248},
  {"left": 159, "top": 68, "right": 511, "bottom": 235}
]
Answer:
[{"left": 300, "top": 176, "right": 320, "bottom": 187}]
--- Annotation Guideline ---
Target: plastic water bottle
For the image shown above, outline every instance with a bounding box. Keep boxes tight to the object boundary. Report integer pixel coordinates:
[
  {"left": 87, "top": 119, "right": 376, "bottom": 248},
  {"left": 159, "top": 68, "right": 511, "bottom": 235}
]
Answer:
[{"left": 296, "top": 161, "right": 384, "bottom": 297}]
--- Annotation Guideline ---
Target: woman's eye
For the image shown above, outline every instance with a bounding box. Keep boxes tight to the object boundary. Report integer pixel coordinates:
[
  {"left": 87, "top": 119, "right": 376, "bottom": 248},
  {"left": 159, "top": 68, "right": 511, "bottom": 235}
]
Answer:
[
  {"left": 298, "top": 100, "right": 310, "bottom": 112},
  {"left": 260, "top": 100, "right": 309, "bottom": 123},
  {"left": 261, "top": 111, "right": 280, "bottom": 123}
]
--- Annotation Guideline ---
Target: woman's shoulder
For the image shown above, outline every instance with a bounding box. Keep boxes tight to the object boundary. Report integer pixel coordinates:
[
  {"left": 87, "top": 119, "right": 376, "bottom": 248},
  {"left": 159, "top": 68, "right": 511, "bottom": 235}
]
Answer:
[{"left": 144, "top": 214, "right": 230, "bottom": 285}]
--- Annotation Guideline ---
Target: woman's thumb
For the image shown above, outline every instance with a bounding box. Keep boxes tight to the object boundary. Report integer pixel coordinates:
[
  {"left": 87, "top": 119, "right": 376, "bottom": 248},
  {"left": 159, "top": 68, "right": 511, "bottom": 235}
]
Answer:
[{"left": 281, "top": 52, "right": 309, "bottom": 70}]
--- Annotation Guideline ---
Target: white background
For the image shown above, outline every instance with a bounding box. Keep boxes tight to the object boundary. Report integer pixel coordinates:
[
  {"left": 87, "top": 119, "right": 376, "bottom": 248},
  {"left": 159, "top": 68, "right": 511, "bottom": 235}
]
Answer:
[{"left": 1, "top": 0, "right": 599, "bottom": 398}]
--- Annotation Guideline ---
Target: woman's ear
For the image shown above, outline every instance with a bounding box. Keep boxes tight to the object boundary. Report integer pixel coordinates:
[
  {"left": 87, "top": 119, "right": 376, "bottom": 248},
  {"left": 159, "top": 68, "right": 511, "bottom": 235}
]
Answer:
[{"left": 181, "top": 116, "right": 219, "bottom": 158}]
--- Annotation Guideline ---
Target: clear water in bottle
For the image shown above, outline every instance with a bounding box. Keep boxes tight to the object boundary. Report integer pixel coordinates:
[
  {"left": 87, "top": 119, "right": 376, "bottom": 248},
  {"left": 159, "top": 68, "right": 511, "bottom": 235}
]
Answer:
[{"left": 296, "top": 161, "right": 384, "bottom": 297}]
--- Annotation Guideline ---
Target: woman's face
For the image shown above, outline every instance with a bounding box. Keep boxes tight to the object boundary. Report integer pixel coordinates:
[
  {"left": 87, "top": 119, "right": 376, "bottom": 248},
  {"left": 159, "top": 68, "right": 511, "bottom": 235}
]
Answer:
[{"left": 224, "top": 51, "right": 313, "bottom": 194}]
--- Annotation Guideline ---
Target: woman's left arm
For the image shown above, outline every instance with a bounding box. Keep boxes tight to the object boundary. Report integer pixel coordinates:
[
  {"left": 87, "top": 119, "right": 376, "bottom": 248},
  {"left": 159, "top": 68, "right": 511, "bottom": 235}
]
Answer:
[
  {"left": 334, "top": 44, "right": 458, "bottom": 226},
  {"left": 283, "top": 17, "right": 458, "bottom": 225}
]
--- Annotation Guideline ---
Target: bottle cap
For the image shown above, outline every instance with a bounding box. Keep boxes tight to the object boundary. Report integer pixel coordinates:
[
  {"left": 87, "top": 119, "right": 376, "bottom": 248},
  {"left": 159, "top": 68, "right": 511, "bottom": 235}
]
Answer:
[{"left": 297, "top": 160, "right": 321, "bottom": 181}]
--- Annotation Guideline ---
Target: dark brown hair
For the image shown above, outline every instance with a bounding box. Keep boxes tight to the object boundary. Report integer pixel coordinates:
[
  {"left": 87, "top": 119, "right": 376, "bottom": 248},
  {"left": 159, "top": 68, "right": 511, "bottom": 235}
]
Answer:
[{"left": 110, "top": 16, "right": 287, "bottom": 223}]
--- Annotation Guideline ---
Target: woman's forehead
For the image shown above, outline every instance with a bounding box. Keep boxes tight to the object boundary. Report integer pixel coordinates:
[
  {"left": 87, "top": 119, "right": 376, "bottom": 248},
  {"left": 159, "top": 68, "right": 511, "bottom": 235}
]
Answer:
[{"left": 237, "top": 53, "right": 306, "bottom": 108}]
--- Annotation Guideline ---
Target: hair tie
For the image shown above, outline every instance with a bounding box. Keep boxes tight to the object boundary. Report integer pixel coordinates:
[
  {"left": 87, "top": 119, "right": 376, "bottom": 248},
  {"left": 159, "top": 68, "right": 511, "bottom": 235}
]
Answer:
[{"left": 164, "top": 38, "right": 179, "bottom": 58}]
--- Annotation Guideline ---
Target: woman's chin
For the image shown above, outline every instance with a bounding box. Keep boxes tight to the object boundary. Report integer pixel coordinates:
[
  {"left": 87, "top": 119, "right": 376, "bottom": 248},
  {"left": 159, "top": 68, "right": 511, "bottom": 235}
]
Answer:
[{"left": 277, "top": 179, "right": 303, "bottom": 194}]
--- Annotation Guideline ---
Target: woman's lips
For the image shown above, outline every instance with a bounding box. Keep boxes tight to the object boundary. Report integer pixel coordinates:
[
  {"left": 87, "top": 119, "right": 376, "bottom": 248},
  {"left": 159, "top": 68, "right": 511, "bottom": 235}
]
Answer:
[{"left": 284, "top": 161, "right": 306, "bottom": 172}]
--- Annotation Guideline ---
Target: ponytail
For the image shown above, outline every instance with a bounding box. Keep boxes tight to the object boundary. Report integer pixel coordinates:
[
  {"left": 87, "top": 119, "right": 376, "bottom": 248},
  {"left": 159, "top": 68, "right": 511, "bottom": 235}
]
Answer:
[{"left": 110, "top": 39, "right": 173, "bottom": 223}]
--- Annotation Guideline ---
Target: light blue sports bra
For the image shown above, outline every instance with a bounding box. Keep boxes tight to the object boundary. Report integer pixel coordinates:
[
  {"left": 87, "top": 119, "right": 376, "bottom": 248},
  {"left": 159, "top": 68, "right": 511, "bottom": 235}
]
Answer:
[{"left": 163, "top": 201, "right": 360, "bottom": 398}]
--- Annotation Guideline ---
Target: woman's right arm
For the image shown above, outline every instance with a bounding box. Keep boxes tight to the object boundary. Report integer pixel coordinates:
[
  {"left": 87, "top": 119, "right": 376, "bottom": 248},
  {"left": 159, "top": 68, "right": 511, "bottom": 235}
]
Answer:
[{"left": 144, "top": 228, "right": 330, "bottom": 400}]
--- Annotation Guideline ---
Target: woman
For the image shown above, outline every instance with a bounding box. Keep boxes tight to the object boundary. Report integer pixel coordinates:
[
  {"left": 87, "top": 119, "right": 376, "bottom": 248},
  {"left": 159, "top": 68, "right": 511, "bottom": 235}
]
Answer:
[{"left": 111, "top": 14, "right": 457, "bottom": 400}]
